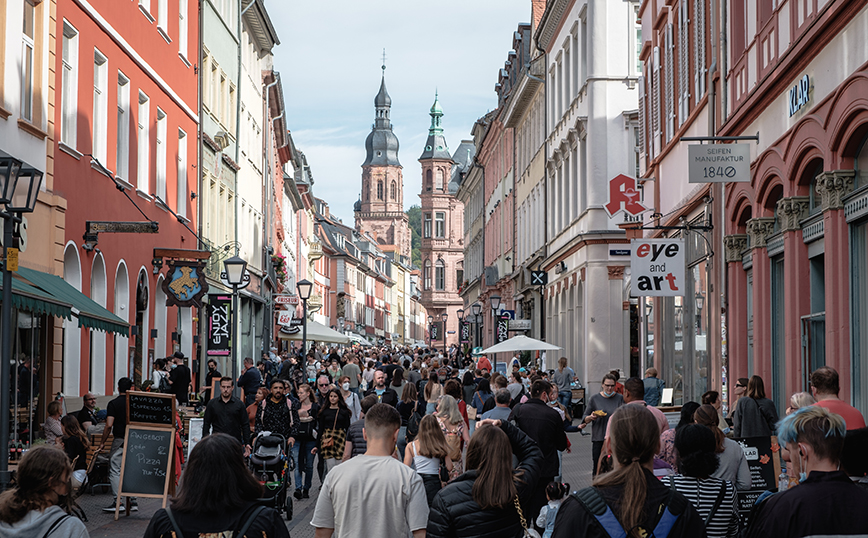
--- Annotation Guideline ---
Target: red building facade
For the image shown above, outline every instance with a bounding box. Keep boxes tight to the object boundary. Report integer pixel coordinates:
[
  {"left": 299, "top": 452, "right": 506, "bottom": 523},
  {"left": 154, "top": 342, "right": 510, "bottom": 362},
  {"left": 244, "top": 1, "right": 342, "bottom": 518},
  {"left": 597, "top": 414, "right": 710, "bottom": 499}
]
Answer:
[{"left": 55, "top": 0, "right": 198, "bottom": 395}]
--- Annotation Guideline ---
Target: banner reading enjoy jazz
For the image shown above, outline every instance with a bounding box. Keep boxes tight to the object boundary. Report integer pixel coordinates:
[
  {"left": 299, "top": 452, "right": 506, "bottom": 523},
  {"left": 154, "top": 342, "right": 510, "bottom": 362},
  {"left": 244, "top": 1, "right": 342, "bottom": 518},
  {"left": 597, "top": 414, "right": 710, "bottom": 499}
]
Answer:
[{"left": 630, "top": 238, "right": 686, "bottom": 297}]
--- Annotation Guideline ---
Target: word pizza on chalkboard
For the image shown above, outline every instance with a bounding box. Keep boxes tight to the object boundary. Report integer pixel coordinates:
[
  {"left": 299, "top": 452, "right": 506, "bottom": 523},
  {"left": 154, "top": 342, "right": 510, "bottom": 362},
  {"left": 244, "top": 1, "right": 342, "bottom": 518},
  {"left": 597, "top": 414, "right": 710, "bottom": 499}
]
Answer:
[
  {"left": 116, "top": 426, "right": 175, "bottom": 519},
  {"left": 127, "top": 391, "right": 176, "bottom": 426}
]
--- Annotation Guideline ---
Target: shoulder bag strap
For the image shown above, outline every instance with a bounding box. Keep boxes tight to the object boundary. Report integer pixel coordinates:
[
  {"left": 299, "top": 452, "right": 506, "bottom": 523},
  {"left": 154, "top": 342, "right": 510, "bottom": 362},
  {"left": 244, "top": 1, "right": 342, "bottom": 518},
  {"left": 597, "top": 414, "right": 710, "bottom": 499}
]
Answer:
[
  {"left": 571, "top": 487, "right": 626, "bottom": 538},
  {"left": 164, "top": 508, "right": 185, "bottom": 538},
  {"left": 42, "top": 514, "right": 71, "bottom": 538},
  {"left": 234, "top": 505, "right": 267, "bottom": 538},
  {"left": 703, "top": 482, "right": 728, "bottom": 528}
]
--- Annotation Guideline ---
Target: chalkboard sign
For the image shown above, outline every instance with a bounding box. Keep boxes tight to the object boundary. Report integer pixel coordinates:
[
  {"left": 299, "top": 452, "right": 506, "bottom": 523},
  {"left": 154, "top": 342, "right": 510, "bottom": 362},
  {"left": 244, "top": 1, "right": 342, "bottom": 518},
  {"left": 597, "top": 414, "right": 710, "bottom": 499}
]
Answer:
[
  {"left": 115, "top": 425, "right": 175, "bottom": 519},
  {"left": 734, "top": 436, "right": 782, "bottom": 523},
  {"left": 127, "top": 391, "right": 176, "bottom": 426}
]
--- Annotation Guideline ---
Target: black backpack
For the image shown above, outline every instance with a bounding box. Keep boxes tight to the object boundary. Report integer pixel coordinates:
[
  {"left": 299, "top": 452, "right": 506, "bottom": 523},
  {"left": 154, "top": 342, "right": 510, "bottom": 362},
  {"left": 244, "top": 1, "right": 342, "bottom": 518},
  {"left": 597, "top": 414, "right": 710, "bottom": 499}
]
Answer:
[{"left": 406, "top": 401, "right": 423, "bottom": 442}]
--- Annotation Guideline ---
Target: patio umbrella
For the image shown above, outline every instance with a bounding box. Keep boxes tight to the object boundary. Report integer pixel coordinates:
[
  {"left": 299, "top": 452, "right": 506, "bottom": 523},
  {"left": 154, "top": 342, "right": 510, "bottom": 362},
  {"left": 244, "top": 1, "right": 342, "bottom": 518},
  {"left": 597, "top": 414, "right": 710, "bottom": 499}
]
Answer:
[
  {"left": 277, "top": 320, "right": 350, "bottom": 344},
  {"left": 479, "top": 335, "right": 562, "bottom": 354}
]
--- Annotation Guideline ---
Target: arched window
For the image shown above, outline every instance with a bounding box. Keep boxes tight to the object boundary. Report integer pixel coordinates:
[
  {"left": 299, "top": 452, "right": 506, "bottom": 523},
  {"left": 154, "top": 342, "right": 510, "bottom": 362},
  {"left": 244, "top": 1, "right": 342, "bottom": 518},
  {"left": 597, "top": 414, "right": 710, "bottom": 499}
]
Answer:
[
  {"left": 426, "top": 169, "right": 433, "bottom": 191},
  {"left": 435, "top": 259, "right": 445, "bottom": 290},
  {"left": 856, "top": 134, "right": 868, "bottom": 188},
  {"left": 390, "top": 180, "right": 397, "bottom": 200},
  {"left": 377, "top": 180, "right": 383, "bottom": 200},
  {"left": 435, "top": 169, "right": 444, "bottom": 190},
  {"left": 806, "top": 160, "right": 824, "bottom": 215},
  {"left": 424, "top": 260, "right": 432, "bottom": 290}
]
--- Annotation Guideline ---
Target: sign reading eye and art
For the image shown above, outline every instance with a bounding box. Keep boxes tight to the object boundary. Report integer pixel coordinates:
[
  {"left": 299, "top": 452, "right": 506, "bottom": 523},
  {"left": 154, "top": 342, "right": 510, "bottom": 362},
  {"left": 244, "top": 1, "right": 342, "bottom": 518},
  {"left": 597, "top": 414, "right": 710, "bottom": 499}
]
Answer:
[
  {"left": 207, "top": 295, "right": 232, "bottom": 356},
  {"left": 630, "top": 238, "right": 686, "bottom": 297}
]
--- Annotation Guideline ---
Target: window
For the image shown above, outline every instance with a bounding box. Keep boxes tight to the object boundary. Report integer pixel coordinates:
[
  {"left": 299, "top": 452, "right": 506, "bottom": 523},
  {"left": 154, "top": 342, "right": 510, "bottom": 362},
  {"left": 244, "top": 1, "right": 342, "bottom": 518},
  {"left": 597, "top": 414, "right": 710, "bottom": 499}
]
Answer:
[
  {"left": 158, "top": 0, "right": 168, "bottom": 33},
  {"left": 436, "top": 169, "right": 444, "bottom": 191},
  {"left": 677, "top": 1, "right": 689, "bottom": 125},
  {"left": 424, "top": 260, "right": 431, "bottom": 290},
  {"left": 137, "top": 92, "right": 150, "bottom": 192},
  {"left": 694, "top": 0, "right": 707, "bottom": 103},
  {"left": 228, "top": 83, "right": 236, "bottom": 131},
  {"left": 61, "top": 22, "right": 79, "bottom": 147},
  {"left": 155, "top": 109, "right": 167, "bottom": 199},
  {"left": 424, "top": 213, "right": 432, "bottom": 238},
  {"left": 580, "top": 15, "right": 588, "bottom": 84},
  {"left": 377, "top": 180, "right": 383, "bottom": 200},
  {"left": 426, "top": 169, "right": 433, "bottom": 191},
  {"left": 178, "top": 0, "right": 188, "bottom": 58},
  {"left": 390, "top": 180, "right": 397, "bottom": 200},
  {"left": 435, "top": 259, "right": 445, "bottom": 290},
  {"left": 219, "top": 73, "right": 227, "bottom": 125},
  {"left": 851, "top": 220, "right": 868, "bottom": 417},
  {"left": 177, "top": 129, "right": 187, "bottom": 217},
  {"left": 116, "top": 73, "right": 130, "bottom": 179},
  {"left": 21, "top": 0, "right": 35, "bottom": 122},
  {"left": 93, "top": 50, "right": 108, "bottom": 163},
  {"left": 664, "top": 24, "right": 674, "bottom": 142},
  {"left": 435, "top": 212, "right": 445, "bottom": 238}
]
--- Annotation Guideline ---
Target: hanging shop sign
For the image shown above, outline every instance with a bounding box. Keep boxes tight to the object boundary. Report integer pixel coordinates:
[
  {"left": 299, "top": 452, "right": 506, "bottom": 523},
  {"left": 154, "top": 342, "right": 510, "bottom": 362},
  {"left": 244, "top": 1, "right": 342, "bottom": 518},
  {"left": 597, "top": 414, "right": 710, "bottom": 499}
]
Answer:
[
  {"left": 605, "top": 174, "right": 649, "bottom": 218},
  {"left": 496, "top": 313, "right": 510, "bottom": 343},
  {"left": 277, "top": 309, "right": 303, "bottom": 328},
  {"left": 274, "top": 294, "right": 299, "bottom": 306},
  {"left": 688, "top": 144, "right": 751, "bottom": 183},
  {"left": 162, "top": 260, "right": 209, "bottom": 307},
  {"left": 630, "top": 238, "right": 686, "bottom": 297},
  {"left": 460, "top": 321, "right": 471, "bottom": 343},
  {"left": 206, "top": 294, "right": 232, "bottom": 356}
]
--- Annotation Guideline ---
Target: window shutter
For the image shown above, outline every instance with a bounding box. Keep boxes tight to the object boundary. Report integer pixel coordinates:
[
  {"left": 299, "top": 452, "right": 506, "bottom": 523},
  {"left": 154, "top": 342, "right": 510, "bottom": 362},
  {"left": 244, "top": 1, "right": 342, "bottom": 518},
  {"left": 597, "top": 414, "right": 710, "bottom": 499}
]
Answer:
[
  {"left": 665, "top": 24, "right": 675, "bottom": 142},
  {"left": 694, "top": 0, "right": 706, "bottom": 103},
  {"left": 652, "top": 46, "right": 662, "bottom": 157},
  {"left": 638, "top": 75, "right": 647, "bottom": 157},
  {"left": 678, "top": 0, "right": 690, "bottom": 125}
]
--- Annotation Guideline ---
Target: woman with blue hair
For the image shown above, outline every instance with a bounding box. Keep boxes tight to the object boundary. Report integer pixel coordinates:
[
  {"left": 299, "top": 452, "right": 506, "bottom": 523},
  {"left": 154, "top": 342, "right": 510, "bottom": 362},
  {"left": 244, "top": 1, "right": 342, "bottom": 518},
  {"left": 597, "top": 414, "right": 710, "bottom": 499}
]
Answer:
[{"left": 745, "top": 406, "right": 868, "bottom": 538}]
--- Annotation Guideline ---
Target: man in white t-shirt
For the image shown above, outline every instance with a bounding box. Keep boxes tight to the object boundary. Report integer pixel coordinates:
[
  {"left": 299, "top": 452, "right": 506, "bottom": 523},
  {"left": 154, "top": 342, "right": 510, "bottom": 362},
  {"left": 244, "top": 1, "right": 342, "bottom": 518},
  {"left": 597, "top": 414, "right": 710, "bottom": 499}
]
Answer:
[{"left": 311, "top": 403, "right": 429, "bottom": 538}]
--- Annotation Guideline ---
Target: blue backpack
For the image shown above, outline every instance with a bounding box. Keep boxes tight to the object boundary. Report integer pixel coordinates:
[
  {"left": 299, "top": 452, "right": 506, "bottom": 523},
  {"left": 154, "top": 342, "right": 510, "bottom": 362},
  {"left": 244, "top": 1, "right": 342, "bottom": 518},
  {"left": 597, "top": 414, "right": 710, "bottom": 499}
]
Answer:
[{"left": 571, "top": 485, "right": 686, "bottom": 538}]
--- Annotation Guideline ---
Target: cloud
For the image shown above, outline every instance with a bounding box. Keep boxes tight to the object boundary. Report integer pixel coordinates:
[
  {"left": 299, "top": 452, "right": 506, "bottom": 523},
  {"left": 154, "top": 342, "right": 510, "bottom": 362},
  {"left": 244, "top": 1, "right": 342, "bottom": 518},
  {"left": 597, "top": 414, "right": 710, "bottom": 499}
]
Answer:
[{"left": 270, "top": 0, "right": 529, "bottom": 217}]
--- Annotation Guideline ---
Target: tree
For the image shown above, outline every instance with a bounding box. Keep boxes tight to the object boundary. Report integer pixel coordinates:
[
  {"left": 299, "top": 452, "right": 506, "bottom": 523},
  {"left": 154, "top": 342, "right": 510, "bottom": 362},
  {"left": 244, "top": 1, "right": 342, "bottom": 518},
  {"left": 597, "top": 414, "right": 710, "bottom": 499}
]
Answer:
[{"left": 406, "top": 205, "right": 422, "bottom": 267}]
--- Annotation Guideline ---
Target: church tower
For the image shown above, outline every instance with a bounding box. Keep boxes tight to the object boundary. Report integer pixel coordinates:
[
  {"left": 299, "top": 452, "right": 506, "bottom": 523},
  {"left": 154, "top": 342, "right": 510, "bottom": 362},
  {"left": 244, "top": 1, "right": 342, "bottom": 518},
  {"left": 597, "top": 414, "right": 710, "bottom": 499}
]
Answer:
[
  {"left": 418, "top": 94, "right": 466, "bottom": 347},
  {"left": 354, "top": 65, "right": 411, "bottom": 259}
]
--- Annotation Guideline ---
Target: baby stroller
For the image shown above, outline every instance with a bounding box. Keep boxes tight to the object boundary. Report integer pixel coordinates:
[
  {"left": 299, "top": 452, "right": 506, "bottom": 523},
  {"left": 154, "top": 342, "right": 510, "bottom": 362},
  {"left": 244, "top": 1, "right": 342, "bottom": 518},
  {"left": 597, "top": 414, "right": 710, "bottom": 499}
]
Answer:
[{"left": 249, "top": 432, "right": 294, "bottom": 520}]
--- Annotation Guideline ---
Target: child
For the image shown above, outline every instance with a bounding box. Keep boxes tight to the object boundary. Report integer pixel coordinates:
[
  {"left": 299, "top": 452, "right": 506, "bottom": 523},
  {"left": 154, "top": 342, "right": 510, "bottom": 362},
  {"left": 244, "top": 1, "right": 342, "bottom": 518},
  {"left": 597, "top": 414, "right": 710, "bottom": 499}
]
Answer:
[{"left": 536, "top": 481, "right": 569, "bottom": 538}]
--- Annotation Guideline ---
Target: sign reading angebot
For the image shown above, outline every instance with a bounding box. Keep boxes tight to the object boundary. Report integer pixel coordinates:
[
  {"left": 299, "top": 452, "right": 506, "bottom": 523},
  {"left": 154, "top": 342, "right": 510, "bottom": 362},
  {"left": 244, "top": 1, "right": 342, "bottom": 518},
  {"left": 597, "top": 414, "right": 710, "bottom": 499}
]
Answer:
[
  {"left": 688, "top": 143, "right": 750, "bottom": 183},
  {"left": 631, "top": 238, "right": 686, "bottom": 297}
]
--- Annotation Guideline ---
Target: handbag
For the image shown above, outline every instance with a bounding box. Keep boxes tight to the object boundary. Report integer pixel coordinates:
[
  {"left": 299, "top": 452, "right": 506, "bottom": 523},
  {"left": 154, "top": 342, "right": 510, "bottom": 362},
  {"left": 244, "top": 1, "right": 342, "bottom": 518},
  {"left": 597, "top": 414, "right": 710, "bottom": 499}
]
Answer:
[
  {"left": 467, "top": 392, "right": 479, "bottom": 420},
  {"left": 320, "top": 411, "right": 339, "bottom": 449},
  {"left": 514, "top": 496, "right": 542, "bottom": 538},
  {"left": 439, "top": 459, "right": 450, "bottom": 483}
]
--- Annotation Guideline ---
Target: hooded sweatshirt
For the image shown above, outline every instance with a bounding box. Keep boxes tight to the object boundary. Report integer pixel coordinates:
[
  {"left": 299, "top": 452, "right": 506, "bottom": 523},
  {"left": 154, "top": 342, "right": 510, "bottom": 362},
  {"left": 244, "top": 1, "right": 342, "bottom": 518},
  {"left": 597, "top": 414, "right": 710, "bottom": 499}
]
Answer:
[{"left": 0, "top": 505, "right": 89, "bottom": 538}]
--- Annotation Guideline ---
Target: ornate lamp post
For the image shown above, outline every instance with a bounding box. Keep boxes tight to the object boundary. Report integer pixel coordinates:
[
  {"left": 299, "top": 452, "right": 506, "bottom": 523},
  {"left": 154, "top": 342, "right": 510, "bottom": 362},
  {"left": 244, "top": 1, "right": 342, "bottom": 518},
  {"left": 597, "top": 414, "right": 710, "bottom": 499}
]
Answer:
[
  {"left": 490, "top": 294, "right": 501, "bottom": 374},
  {"left": 223, "top": 255, "right": 247, "bottom": 395},
  {"left": 296, "top": 279, "right": 313, "bottom": 358},
  {"left": 440, "top": 312, "right": 448, "bottom": 357}
]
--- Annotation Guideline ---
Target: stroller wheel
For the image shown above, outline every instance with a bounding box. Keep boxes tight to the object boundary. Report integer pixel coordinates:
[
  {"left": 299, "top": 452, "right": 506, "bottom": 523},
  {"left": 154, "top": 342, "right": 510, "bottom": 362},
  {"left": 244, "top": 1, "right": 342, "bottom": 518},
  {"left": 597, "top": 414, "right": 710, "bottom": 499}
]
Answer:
[{"left": 284, "top": 495, "right": 293, "bottom": 521}]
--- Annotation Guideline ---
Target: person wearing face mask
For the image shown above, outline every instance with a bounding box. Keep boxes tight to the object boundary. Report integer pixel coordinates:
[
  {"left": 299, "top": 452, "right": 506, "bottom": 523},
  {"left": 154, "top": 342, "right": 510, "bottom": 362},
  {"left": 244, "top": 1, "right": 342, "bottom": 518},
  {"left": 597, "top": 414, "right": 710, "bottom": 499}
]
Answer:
[
  {"left": 338, "top": 375, "right": 361, "bottom": 421},
  {"left": 580, "top": 373, "right": 625, "bottom": 476},
  {"left": 745, "top": 406, "right": 868, "bottom": 538},
  {"left": 509, "top": 379, "right": 569, "bottom": 526}
]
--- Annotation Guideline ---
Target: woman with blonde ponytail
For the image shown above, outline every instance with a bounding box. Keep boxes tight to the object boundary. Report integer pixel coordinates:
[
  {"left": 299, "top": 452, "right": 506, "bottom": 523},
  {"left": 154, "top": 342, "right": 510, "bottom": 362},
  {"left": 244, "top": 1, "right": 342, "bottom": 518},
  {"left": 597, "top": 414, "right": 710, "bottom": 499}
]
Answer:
[{"left": 552, "top": 405, "right": 705, "bottom": 538}]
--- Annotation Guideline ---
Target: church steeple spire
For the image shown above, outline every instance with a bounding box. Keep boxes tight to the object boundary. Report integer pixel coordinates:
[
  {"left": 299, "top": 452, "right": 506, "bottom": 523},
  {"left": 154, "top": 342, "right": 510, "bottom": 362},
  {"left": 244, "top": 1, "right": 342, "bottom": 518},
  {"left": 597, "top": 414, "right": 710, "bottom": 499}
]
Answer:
[
  {"left": 363, "top": 60, "right": 401, "bottom": 167},
  {"left": 429, "top": 91, "right": 443, "bottom": 135}
]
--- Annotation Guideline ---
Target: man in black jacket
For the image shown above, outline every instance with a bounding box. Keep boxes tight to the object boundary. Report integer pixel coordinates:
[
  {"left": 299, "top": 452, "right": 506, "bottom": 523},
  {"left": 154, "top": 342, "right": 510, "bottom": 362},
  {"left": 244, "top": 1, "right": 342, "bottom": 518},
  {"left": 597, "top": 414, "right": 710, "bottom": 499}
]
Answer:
[
  {"left": 509, "top": 379, "right": 568, "bottom": 524},
  {"left": 169, "top": 352, "right": 192, "bottom": 405},
  {"left": 364, "top": 369, "right": 399, "bottom": 407},
  {"left": 203, "top": 377, "right": 251, "bottom": 451}
]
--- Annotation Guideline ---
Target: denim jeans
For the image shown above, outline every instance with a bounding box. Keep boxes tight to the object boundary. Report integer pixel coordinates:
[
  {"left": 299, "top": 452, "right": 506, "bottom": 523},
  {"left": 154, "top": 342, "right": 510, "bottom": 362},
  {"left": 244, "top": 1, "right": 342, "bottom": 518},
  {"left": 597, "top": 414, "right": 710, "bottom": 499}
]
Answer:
[
  {"left": 558, "top": 390, "right": 572, "bottom": 412},
  {"left": 292, "top": 440, "right": 317, "bottom": 491}
]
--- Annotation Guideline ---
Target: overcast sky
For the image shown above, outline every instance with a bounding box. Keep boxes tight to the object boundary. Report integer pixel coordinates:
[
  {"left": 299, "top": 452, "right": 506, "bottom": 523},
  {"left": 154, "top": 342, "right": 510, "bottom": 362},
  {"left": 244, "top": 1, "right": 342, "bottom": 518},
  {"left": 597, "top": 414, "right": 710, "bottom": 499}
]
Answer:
[{"left": 269, "top": 0, "right": 529, "bottom": 225}]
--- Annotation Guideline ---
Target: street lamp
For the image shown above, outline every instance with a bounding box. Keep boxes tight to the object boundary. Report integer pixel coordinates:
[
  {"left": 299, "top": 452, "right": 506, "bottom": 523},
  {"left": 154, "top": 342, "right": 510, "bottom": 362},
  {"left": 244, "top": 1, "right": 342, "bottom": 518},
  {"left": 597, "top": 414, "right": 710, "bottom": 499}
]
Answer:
[
  {"left": 297, "top": 279, "right": 313, "bottom": 358},
  {"left": 427, "top": 314, "right": 434, "bottom": 350},
  {"left": 456, "top": 309, "right": 465, "bottom": 360},
  {"left": 490, "top": 295, "right": 501, "bottom": 374},
  {"left": 471, "top": 303, "right": 481, "bottom": 348},
  {"left": 440, "top": 312, "right": 448, "bottom": 357},
  {"left": 223, "top": 255, "right": 247, "bottom": 396},
  {"left": 695, "top": 292, "right": 705, "bottom": 332},
  {"left": 0, "top": 155, "right": 42, "bottom": 491}
]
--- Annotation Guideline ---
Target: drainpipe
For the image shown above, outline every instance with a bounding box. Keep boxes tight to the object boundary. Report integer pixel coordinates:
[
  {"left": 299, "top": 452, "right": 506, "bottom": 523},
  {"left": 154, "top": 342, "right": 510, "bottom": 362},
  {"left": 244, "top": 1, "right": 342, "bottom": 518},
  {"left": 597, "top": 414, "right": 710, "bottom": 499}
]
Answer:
[
  {"left": 196, "top": 0, "right": 205, "bottom": 384},
  {"left": 263, "top": 78, "right": 278, "bottom": 355},
  {"left": 533, "top": 37, "right": 548, "bottom": 345}
]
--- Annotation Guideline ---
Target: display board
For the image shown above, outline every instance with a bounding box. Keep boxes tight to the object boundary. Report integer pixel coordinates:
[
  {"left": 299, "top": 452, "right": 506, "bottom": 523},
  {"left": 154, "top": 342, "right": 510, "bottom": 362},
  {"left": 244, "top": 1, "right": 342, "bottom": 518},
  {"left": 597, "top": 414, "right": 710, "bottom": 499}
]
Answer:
[
  {"left": 188, "top": 418, "right": 203, "bottom": 460},
  {"left": 127, "top": 391, "right": 176, "bottom": 426},
  {"left": 734, "top": 436, "right": 783, "bottom": 523},
  {"left": 115, "top": 425, "right": 175, "bottom": 519}
]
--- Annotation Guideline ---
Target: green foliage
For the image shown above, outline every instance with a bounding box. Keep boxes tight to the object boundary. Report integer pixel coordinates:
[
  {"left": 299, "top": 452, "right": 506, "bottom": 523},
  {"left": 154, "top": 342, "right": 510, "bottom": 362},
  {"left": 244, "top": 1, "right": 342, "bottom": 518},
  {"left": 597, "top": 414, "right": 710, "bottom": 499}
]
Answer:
[{"left": 407, "top": 205, "right": 422, "bottom": 267}]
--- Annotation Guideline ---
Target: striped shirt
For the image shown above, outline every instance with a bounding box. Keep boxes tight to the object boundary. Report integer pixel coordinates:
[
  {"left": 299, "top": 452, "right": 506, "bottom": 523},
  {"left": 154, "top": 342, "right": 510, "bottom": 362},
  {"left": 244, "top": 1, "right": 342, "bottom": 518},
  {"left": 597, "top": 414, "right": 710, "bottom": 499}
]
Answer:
[{"left": 661, "top": 475, "right": 740, "bottom": 538}]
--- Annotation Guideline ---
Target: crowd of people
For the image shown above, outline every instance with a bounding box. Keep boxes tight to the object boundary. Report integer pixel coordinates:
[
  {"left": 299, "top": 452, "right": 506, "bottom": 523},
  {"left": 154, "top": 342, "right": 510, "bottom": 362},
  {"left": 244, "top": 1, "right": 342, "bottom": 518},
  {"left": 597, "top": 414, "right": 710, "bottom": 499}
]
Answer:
[{"left": 2, "top": 341, "right": 868, "bottom": 538}]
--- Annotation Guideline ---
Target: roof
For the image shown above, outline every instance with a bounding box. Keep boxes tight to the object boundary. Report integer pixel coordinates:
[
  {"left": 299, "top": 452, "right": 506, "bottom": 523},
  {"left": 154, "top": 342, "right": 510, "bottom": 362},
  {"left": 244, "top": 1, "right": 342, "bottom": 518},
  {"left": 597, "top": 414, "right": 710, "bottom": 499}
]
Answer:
[
  {"left": 242, "top": 0, "right": 280, "bottom": 53},
  {"left": 363, "top": 73, "right": 402, "bottom": 167},
  {"left": 419, "top": 93, "right": 452, "bottom": 161},
  {"left": 449, "top": 140, "right": 476, "bottom": 192}
]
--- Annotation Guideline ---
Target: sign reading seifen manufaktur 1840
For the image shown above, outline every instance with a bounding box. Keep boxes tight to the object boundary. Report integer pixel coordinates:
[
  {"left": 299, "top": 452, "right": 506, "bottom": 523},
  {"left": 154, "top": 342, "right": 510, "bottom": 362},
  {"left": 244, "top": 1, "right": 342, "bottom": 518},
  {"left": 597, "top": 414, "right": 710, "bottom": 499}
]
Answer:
[
  {"left": 631, "top": 238, "right": 686, "bottom": 297},
  {"left": 688, "top": 143, "right": 750, "bottom": 183}
]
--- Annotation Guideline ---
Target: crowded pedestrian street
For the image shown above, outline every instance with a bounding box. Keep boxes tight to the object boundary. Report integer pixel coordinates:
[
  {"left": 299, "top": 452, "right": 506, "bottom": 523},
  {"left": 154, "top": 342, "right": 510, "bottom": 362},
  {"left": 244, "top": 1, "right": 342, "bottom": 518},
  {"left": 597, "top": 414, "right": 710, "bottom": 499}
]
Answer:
[{"left": 3, "top": 0, "right": 868, "bottom": 536}]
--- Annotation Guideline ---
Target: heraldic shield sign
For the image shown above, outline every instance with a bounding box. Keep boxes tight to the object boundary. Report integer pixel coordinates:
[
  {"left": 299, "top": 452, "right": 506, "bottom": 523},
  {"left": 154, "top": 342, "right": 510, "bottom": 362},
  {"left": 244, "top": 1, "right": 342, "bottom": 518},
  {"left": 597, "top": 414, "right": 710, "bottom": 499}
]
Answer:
[{"left": 161, "top": 260, "right": 209, "bottom": 307}]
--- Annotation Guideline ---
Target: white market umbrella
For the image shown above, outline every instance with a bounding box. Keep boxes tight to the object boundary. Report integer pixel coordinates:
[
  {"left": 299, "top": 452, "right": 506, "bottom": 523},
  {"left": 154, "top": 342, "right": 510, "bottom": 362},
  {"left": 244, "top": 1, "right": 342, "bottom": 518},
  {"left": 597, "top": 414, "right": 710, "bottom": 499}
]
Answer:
[
  {"left": 277, "top": 320, "right": 350, "bottom": 344},
  {"left": 479, "top": 335, "right": 562, "bottom": 354}
]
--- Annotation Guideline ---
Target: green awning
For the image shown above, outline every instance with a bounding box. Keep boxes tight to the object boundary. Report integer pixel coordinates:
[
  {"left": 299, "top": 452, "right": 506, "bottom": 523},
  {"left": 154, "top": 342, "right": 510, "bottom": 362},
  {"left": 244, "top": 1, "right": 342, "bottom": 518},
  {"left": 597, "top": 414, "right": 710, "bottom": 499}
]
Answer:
[
  {"left": 0, "top": 278, "right": 73, "bottom": 320},
  {"left": 16, "top": 267, "right": 129, "bottom": 336}
]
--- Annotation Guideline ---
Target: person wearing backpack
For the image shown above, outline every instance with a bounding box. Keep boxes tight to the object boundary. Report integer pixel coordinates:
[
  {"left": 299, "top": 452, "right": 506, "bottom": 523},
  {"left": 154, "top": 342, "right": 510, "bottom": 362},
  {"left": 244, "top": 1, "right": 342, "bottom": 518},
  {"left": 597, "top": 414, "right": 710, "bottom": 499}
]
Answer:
[
  {"left": 144, "top": 433, "right": 289, "bottom": 538},
  {"left": 435, "top": 395, "right": 469, "bottom": 481},
  {"left": 552, "top": 405, "right": 706, "bottom": 538}
]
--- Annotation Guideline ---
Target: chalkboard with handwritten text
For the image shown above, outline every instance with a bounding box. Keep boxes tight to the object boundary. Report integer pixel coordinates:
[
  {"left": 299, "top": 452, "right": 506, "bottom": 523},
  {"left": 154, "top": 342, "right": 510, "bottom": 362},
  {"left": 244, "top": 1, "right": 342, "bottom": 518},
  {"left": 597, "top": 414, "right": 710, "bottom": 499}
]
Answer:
[
  {"left": 119, "top": 427, "right": 174, "bottom": 498},
  {"left": 127, "top": 391, "right": 175, "bottom": 426}
]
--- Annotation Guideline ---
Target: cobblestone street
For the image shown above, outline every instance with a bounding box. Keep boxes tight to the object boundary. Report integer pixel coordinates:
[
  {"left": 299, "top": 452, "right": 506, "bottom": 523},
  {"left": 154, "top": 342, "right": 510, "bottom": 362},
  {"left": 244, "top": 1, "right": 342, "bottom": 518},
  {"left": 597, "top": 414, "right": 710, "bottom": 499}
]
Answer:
[{"left": 80, "top": 430, "right": 595, "bottom": 537}]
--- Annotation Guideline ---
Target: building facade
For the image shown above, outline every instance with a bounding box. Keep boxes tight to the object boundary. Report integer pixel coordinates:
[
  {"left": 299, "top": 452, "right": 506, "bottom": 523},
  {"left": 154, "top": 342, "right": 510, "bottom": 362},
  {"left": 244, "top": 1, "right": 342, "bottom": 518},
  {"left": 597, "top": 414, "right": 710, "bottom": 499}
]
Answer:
[{"left": 354, "top": 70, "right": 411, "bottom": 260}]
